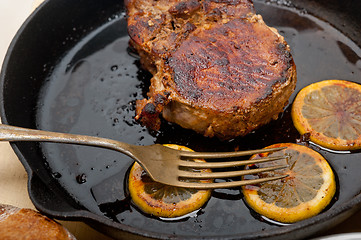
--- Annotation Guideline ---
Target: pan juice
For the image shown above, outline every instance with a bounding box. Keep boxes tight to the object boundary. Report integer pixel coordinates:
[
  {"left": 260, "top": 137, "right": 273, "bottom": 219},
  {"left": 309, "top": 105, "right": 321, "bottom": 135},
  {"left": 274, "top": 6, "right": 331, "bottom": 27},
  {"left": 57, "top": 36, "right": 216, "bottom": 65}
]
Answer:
[{"left": 37, "top": 1, "right": 361, "bottom": 238}]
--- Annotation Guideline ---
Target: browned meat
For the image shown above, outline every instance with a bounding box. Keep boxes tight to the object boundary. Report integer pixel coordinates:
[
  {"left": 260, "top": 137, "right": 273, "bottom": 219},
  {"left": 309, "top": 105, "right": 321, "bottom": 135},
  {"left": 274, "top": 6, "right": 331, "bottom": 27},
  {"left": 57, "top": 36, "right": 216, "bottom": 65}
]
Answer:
[
  {"left": 126, "top": 0, "right": 297, "bottom": 140},
  {"left": 0, "top": 204, "right": 76, "bottom": 240},
  {"left": 126, "top": 0, "right": 255, "bottom": 73}
]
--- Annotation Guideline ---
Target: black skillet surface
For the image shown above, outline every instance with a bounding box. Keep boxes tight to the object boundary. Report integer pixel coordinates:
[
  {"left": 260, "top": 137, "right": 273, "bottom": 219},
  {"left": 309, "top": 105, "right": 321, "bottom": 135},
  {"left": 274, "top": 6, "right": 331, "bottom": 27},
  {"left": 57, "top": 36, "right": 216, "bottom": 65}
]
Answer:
[{"left": 1, "top": 0, "right": 361, "bottom": 239}]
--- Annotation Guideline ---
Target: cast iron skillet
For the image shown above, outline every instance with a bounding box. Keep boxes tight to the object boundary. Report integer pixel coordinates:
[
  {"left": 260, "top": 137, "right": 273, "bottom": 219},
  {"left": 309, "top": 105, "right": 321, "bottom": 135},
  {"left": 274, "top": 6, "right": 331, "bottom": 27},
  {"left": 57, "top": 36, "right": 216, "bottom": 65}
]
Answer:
[{"left": 1, "top": 0, "right": 361, "bottom": 239}]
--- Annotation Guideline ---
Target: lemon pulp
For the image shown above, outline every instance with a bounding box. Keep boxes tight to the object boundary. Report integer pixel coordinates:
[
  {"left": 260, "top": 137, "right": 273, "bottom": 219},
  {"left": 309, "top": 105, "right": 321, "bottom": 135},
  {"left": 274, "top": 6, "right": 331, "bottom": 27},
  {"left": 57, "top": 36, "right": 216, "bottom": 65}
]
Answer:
[
  {"left": 242, "top": 143, "right": 336, "bottom": 223},
  {"left": 292, "top": 80, "right": 361, "bottom": 150}
]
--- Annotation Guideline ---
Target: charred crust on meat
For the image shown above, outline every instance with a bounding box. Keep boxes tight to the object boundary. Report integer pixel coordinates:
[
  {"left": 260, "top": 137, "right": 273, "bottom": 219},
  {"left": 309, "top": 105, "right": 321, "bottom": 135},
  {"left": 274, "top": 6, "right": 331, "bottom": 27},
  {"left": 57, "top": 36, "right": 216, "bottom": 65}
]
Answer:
[
  {"left": 164, "top": 17, "right": 295, "bottom": 112},
  {"left": 127, "top": 0, "right": 297, "bottom": 139},
  {"left": 154, "top": 93, "right": 169, "bottom": 105},
  {"left": 206, "top": 8, "right": 222, "bottom": 21},
  {"left": 144, "top": 103, "right": 157, "bottom": 115},
  {"left": 135, "top": 101, "right": 162, "bottom": 130},
  {"left": 169, "top": 0, "right": 201, "bottom": 17},
  {"left": 210, "top": 0, "right": 250, "bottom": 4},
  {"left": 135, "top": 91, "right": 171, "bottom": 130},
  {"left": 184, "top": 22, "right": 196, "bottom": 33}
]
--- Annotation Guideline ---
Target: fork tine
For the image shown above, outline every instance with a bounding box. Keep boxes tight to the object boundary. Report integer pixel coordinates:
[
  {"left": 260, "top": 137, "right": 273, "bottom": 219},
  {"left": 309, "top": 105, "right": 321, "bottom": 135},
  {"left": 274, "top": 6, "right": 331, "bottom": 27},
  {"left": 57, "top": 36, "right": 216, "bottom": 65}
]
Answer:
[
  {"left": 178, "top": 165, "right": 288, "bottom": 179},
  {"left": 178, "top": 147, "right": 286, "bottom": 159},
  {"left": 173, "top": 175, "right": 288, "bottom": 189},
  {"left": 179, "top": 155, "right": 285, "bottom": 168}
]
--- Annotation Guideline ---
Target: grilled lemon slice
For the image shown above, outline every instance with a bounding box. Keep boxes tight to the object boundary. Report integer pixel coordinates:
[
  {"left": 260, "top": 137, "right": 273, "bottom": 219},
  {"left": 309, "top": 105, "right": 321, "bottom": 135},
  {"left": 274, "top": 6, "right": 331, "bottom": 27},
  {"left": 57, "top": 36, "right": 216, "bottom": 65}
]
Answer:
[{"left": 128, "top": 144, "right": 212, "bottom": 218}]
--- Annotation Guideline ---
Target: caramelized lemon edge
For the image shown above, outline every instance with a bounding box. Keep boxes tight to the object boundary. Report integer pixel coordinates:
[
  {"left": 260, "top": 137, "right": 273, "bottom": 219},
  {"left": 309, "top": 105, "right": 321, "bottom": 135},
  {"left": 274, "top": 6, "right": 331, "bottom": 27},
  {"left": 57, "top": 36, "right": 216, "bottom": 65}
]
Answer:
[
  {"left": 291, "top": 79, "right": 361, "bottom": 151},
  {"left": 128, "top": 144, "right": 212, "bottom": 218},
  {"left": 242, "top": 143, "right": 336, "bottom": 223}
]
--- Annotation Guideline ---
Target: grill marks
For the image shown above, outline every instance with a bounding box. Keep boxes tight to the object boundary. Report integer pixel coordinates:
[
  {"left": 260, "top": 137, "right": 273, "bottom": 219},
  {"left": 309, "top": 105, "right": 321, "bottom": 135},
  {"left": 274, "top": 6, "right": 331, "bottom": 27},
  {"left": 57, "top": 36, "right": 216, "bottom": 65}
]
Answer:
[
  {"left": 126, "top": 0, "right": 297, "bottom": 139},
  {"left": 167, "top": 18, "right": 292, "bottom": 110}
]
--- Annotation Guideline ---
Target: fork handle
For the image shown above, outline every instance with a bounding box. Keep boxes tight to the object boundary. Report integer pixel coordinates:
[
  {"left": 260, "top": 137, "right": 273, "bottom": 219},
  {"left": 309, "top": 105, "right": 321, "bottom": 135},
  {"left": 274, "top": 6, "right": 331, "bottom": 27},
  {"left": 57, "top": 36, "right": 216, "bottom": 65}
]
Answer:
[{"left": 0, "top": 124, "right": 135, "bottom": 156}]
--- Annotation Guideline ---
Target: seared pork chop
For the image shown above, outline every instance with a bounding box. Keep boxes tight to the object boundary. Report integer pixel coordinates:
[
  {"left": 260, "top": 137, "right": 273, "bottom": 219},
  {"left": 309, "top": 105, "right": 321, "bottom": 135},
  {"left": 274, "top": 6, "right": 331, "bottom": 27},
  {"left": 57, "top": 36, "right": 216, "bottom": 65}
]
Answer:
[{"left": 126, "top": 0, "right": 297, "bottom": 140}]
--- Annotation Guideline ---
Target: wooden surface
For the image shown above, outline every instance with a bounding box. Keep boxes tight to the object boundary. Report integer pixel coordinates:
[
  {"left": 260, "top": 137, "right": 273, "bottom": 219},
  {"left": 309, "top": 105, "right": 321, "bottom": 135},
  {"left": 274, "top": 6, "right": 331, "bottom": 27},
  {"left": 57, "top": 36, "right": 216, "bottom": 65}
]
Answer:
[{"left": 0, "top": 1, "right": 360, "bottom": 239}]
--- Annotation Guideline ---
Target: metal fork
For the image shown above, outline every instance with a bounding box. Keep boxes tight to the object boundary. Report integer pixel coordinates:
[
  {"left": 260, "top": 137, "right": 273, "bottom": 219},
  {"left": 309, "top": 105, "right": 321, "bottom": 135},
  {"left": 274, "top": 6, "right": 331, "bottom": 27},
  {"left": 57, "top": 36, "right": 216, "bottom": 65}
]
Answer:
[{"left": 0, "top": 124, "right": 287, "bottom": 189}]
